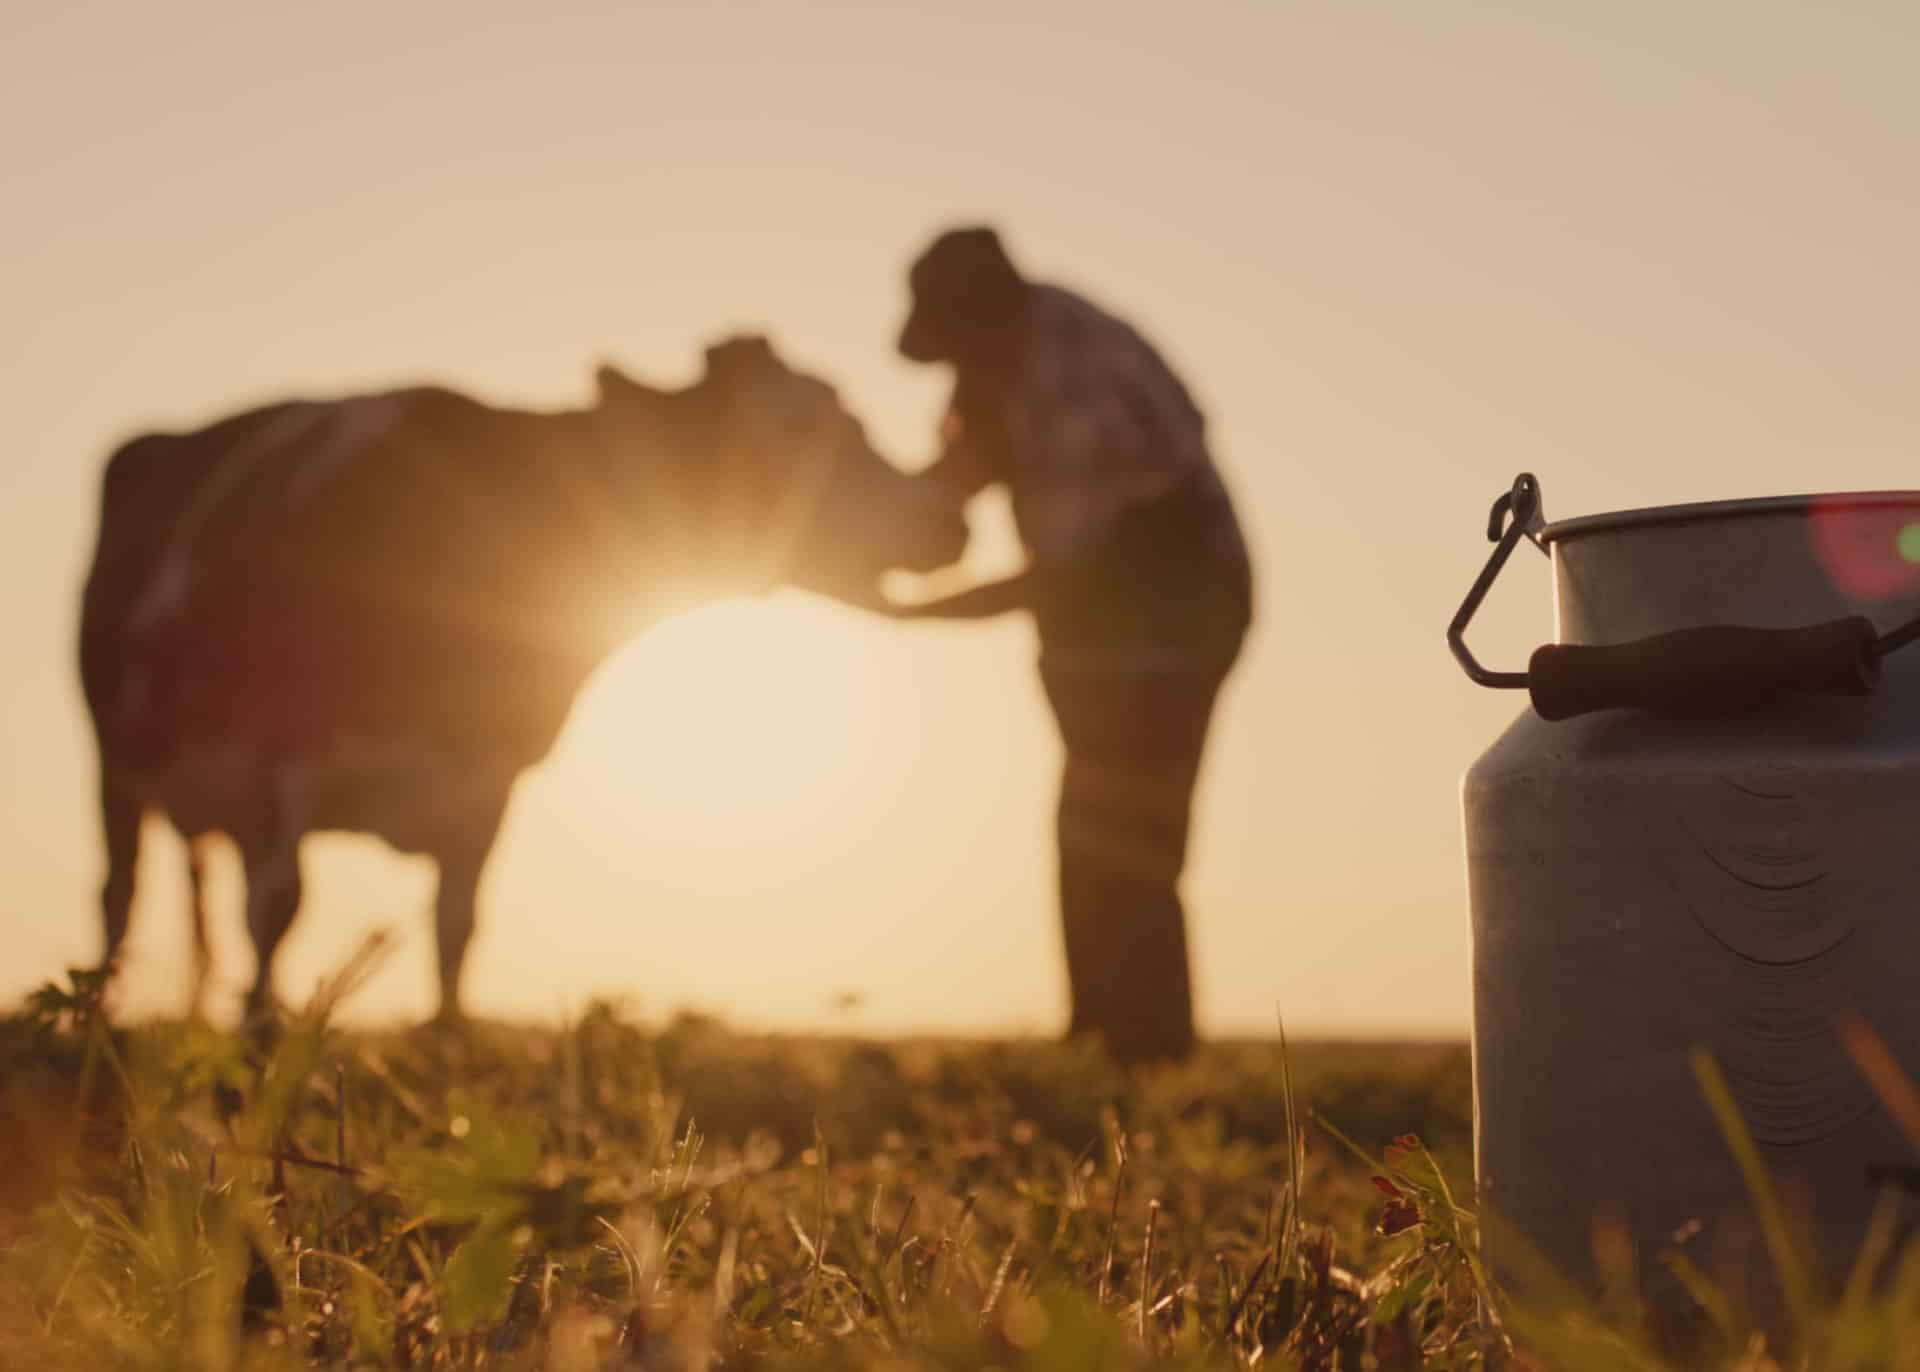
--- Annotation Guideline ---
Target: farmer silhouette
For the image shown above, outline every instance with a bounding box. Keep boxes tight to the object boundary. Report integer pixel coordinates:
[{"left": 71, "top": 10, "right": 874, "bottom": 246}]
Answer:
[{"left": 889, "top": 225, "right": 1253, "bottom": 1061}]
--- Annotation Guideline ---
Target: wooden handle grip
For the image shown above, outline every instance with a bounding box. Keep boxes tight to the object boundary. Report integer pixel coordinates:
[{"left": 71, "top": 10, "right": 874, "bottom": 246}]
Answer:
[{"left": 1527, "top": 617, "right": 1881, "bottom": 722}]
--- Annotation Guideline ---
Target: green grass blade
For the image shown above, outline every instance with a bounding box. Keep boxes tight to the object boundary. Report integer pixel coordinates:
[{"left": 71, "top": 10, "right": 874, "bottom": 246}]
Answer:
[{"left": 1688, "top": 1045, "right": 1816, "bottom": 1346}]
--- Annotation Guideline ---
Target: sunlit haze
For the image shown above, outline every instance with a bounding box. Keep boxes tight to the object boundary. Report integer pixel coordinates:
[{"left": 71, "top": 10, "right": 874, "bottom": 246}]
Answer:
[{"left": 5, "top": 1, "right": 1918, "bottom": 1036}]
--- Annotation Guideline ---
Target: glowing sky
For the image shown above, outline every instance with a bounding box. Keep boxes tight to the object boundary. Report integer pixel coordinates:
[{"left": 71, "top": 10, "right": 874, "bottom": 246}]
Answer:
[{"left": 4, "top": 1, "right": 1918, "bottom": 1035}]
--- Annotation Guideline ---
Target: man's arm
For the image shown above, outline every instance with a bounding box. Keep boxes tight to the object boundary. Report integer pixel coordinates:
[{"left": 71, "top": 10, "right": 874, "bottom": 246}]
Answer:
[
  {"left": 852, "top": 394, "right": 1027, "bottom": 621},
  {"left": 883, "top": 570, "right": 1031, "bottom": 621}
]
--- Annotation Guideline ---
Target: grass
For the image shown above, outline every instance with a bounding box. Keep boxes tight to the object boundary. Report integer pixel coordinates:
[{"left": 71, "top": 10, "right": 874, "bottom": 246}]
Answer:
[{"left": 1, "top": 954, "right": 1918, "bottom": 1370}]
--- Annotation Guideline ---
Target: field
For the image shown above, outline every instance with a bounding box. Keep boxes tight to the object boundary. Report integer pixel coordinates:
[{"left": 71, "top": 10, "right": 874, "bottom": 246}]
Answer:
[{"left": 2, "top": 955, "right": 1917, "bottom": 1370}]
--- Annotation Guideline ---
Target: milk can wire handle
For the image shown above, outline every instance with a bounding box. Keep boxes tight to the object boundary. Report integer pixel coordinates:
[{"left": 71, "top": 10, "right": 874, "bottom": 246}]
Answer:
[
  {"left": 1446, "top": 472, "right": 1547, "bottom": 690},
  {"left": 1447, "top": 472, "right": 1920, "bottom": 721}
]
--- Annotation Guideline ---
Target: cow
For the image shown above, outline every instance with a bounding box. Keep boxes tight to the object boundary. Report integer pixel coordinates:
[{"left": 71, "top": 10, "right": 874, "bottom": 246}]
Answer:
[{"left": 78, "top": 335, "right": 968, "bottom": 1021}]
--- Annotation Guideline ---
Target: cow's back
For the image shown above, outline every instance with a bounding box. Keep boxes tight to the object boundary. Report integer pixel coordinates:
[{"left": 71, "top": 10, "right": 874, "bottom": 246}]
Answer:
[
  {"left": 79, "top": 387, "right": 581, "bottom": 776},
  {"left": 82, "top": 403, "right": 319, "bottom": 758}
]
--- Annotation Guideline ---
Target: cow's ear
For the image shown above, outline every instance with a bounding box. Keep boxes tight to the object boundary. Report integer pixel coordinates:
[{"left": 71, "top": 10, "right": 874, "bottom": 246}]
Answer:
[
  {"left": 702, "top": 335, "right": 777, "bottom": 386},
  {"left": 596, "top": 362, "right": 642, "bottom": 402}
]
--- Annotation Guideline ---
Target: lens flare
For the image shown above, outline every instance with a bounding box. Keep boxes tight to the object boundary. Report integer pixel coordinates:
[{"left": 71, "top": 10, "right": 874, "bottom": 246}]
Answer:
[{"left": 1809, "top": 498, "right": 1920, "bottom": 601}]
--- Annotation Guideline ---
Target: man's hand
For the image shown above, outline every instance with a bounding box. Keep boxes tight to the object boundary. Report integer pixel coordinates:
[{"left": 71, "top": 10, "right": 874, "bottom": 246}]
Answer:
[{"left": 879, "top": 571, "right": 1032, "bottom": 621}]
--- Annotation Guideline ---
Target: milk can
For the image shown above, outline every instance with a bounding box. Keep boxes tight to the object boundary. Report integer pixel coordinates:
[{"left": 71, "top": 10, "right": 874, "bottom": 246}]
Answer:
[{"left": 1452, "top": 473, "right": 1920, "bottom": 1308}]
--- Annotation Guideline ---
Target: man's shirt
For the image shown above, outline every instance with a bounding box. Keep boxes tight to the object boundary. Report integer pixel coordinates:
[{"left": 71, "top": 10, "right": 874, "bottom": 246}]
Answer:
[{"left": 935, "top": 284, "right": 1231, "bottom": 571}]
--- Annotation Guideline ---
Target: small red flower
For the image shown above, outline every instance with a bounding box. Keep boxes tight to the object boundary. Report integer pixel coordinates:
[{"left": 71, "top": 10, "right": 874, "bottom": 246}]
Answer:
[
  {"left": 1378, "top": 1196, "right": 1423, "bottom": 1237},
  {"left": 1383, "top": 1134, "right": 1422, "bottom": 1169}
]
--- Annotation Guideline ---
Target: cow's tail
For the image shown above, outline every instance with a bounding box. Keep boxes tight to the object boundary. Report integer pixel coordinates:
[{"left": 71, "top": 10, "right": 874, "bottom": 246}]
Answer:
[{"left": 80, "top": 433, "right": 175, "bottom": 756}]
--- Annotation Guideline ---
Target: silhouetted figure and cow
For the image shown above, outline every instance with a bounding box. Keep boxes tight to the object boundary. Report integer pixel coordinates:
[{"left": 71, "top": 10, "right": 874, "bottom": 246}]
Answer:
[
  {"left": 81, "top": 337, "right": 966, "bottom": 1021},
  {"left": 78, "top": 227, "right": 1252, "bottom": 1063}
]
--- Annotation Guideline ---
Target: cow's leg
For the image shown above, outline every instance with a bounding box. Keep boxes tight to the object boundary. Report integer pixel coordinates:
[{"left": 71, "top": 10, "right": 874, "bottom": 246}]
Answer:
[
  {"left": 98, "top": 765, "right": 143, "bottom": 979},
  {"left": 238, "top": 794, "right": 304, "bottom": 1022},
  {"left": 184, "top": 833, "right": 216, "bottom": 1018},
  {"left": 430, "top": 794, "right": 508, "bottom": 1021}
]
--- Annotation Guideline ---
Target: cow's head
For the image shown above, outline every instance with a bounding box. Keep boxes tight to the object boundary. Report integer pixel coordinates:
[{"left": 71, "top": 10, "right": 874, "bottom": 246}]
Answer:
[{"left": 597, "top": 335, "right": 968, "bottom": 605}]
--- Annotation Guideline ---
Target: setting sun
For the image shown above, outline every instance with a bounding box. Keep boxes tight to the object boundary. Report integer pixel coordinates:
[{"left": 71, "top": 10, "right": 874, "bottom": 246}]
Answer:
[{"left": 583, "top": 598, "right": 880, "bottom": 833}]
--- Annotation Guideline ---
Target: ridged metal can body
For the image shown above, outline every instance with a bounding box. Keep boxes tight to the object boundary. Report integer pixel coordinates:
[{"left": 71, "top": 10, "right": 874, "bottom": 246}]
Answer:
[{"left": 1463, "top": 493, "right": 1920, "bottom": 1304}]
